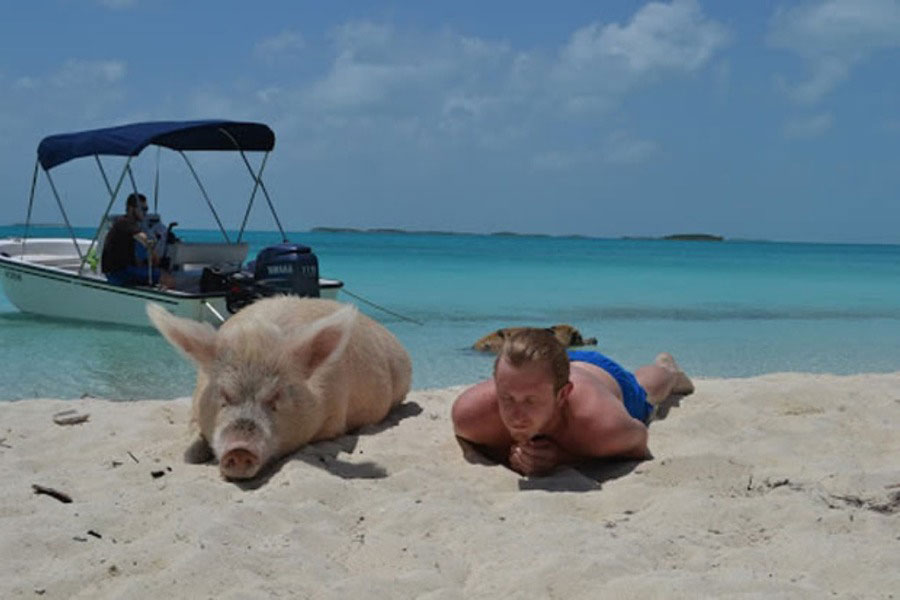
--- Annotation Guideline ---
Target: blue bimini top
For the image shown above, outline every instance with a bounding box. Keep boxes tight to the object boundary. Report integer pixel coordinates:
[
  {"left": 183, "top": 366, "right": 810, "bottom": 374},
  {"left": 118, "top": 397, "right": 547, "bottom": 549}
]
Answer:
[{"left": 37, "top": 120, "right": 275, "bottom": 170}]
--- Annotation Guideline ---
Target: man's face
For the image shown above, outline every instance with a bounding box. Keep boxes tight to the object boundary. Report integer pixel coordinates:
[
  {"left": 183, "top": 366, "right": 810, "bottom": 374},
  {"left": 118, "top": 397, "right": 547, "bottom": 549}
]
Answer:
[{"left": 494, "top": 357, "right": 561, "bottom": 442}]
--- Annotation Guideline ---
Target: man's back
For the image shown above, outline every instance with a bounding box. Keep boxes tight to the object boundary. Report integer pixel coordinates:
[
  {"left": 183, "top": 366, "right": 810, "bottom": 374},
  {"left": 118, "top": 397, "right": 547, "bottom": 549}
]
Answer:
[
  {"left": 550, "top": 364, "right": 650, "bottom": 460},
  {"left": 101, "top": 216, "right": 138, "bottom": 274}
]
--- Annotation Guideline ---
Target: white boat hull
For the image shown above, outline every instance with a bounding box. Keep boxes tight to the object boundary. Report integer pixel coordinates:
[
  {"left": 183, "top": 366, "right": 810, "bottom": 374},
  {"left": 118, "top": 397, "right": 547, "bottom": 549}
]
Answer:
[{"left": 0, "top": 238, "right": 341, "bottom": 328}]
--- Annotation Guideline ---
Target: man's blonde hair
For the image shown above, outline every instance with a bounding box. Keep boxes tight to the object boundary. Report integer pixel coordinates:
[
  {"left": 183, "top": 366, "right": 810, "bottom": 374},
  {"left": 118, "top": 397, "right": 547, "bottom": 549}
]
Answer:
[{"left": 493, "top": 328, "right": 570, "bottom": 391}]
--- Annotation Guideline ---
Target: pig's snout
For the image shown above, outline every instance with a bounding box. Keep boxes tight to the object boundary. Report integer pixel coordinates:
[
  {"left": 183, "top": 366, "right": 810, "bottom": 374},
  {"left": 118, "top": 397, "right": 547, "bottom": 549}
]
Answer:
[
  {"left": 220, "top": 448, "right": 261, "bottom": 480},
  {"left": 217, "top": 419, "right": 265, "bottom": 480}
]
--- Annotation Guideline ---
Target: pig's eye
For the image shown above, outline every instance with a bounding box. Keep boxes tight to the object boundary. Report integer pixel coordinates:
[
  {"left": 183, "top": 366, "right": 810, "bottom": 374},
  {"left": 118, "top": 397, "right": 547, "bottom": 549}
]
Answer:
[{"left": 266, "top": 391, "right": 281, "bottom": 412}]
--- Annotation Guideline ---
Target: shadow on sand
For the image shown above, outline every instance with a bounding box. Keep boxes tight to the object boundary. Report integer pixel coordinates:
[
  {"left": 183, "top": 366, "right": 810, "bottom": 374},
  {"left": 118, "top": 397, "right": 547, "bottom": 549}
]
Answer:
[
  {"left": 456, "top": 437, "right": 641, "bottom": 493},
  {"left": 226, "top": 400, "right": 423, "bottom": 491},
  {"left": 651, "top": 391, "right": 689, "bottom": 421}
]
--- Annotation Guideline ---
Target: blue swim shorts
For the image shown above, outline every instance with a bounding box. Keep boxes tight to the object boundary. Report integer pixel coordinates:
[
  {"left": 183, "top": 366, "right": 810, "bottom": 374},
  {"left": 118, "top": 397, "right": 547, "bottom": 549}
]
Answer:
[{"left": 567, "top": 350, "right": 653, "bottom": 423}]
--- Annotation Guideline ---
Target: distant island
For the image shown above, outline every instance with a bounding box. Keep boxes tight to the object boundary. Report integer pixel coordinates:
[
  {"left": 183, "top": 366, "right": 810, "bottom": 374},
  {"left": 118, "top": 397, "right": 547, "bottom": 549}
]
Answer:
[
  {"left": 621, "top": 233, "right": 725, "bottom": 242},
  {"left": 309, "top": 226, "right": 724, "bottom": 242},
  {"left": 311, "top": 226, "right": 462, "bottom": 236},
  {"left": 489, "top": 231, "right": 551, "bottom": 238},
  {"left": 662, "top": 233, "right": 724, "bottom": 242}
]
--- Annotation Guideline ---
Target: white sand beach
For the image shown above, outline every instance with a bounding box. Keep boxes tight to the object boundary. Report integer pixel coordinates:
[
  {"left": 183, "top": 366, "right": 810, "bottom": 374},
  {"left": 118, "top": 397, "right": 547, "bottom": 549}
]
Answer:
[{"left": 2, "top": 373, "right": 898, "bottom": 599}]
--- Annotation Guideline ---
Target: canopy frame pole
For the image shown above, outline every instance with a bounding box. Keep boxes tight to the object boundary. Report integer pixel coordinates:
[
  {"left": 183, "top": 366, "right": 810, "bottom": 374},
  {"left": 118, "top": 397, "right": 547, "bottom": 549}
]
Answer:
[
  {"left": 43, "top": 169, "right": 84, "bottom": 264},
  {"left": 126, "top": 164, "right": 139, "bottom": 196},
  {"left": 20, "top": 159, "right": 40, "bottom": 257},
  {"left": 236, "top": 152, "right": 269, "bottom": 243},
  {"left": 153, "top": 146, "right": 161, "bottom": 213},
  {"left": 178, "top": 150, "right": 230, "bottom": 243},
  {"left": 253, "top": 165, "right": 286, "bottom": 242},
  {"left": 217, "top": 128, "right": 285, "bottom": 243},
  {"left": 78, "top": 155, "right": 133, "bottom": 275}
]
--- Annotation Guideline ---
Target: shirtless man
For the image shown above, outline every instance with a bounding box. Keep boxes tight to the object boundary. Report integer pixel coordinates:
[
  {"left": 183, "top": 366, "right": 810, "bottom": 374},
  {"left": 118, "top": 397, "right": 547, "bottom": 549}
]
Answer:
[{"left": 451, "top": 328, "right": 694, "bottom": 476}]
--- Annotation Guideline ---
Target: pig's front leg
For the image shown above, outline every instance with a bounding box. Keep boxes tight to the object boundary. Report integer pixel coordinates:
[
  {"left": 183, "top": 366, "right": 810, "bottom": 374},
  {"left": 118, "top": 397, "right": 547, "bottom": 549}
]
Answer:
[{"left": 184, "top": 435, "right": 215, "bottom": 464}]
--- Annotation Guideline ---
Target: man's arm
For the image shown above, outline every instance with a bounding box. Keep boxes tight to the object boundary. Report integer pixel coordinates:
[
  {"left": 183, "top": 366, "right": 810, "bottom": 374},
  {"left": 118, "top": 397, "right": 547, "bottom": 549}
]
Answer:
[
  {"left": 573, "top": 408, "right": 650, "bottom": 460},
  {"left": 451, "top": 380, "right": 513, "bottom": 453},
  {"left": 132, "top": 231, "right": 160, "bottom": 265}
]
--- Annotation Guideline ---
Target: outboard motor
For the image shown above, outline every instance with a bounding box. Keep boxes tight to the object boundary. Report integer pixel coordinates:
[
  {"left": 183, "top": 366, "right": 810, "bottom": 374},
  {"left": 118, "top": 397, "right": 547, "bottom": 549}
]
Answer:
[
  {"left": 225, "top": 243, "right": 320, "bottom": 314},
  {"left": 253, "top": 243, "right": 320, "bottom": 297}
]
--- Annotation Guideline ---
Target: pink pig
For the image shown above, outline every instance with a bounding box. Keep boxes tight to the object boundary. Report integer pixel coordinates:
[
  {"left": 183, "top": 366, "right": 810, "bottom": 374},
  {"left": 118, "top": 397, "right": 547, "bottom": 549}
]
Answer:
[{"left": 147, "top": 297, "right": 412, "bottom": 480}]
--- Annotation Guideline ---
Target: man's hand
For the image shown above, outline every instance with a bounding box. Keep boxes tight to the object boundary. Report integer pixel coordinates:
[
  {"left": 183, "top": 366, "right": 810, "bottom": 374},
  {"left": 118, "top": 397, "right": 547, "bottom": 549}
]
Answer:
[{"left": 508, "top": 437, "right": 568, "bottom": 476}]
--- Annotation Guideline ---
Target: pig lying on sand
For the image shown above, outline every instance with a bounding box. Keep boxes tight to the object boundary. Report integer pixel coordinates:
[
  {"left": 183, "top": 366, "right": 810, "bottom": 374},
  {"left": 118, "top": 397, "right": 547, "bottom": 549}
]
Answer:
[{"left": 147, "top": 297, "right": 412, "bottom": 480}]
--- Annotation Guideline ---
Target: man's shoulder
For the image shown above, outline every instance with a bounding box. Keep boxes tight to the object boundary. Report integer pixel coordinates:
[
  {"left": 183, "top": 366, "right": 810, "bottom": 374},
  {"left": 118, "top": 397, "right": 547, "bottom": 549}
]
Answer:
[
  {"left": 457, "top": 379, "right": 497, "bottom": 402},
  {"left": 565, "top": 384, "right": 625, "bottom": 430},
  {"left": 111, "top": 216, "right": 139, "bottom": 234}
]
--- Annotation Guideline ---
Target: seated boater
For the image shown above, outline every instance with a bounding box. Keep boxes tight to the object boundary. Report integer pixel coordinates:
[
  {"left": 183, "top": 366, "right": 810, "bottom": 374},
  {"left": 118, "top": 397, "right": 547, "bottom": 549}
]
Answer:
[
  {"left": 101, "top": 193, "right": 174, "bottom": 288},
  {"left": 451, "top": 328, "right": 694, "bottom": 476}
]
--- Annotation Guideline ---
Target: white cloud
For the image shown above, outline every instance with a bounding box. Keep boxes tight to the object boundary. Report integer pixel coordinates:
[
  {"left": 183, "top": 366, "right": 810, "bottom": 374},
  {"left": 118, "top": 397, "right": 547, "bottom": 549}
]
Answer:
[
  {"left": 562, "top": 0, "right": 730, "bottom": 73},
  {"left": 768, "top": 0, "right": 900, "bottom": 104},
  {"left": 531, "top": 150, "right": 589, "bottom": 171},
  {"left": 783, "top": 112, "right": 834, "bottom": 139},
  {"left": 331, "top": 21, "right": 393, "bottom": 53},
  {"left": 551, "top": 0, "right": 730, "bottom": 114},
  {"left": 300, "top": 1, "right": 729, "bottom": 133},
  {"left": 305, "top": 22, "right": 514, "bottom": 118},
  {"left": 0, "top": 59, "right": 128, "bottom": 127},
  {"left": 254, "top": 31, "right": 305, "bottom": 61},
  {"left": 531, "top": 132, "right": 658, "bottom": 171},
  {"left": 9, "top": 60, "right": 126, "bottom": 93},
  {"left": 602, "top": 131, "right": 659, "bottom": 164},
  {"left": 51, "top": 59, "right": 126, "bottom": 88},
  {"left": 256, "top": 86, "right": 282, "bottom": 104},
  {"left": 13, "top": 76, "right": 38, "bottom": 90}
]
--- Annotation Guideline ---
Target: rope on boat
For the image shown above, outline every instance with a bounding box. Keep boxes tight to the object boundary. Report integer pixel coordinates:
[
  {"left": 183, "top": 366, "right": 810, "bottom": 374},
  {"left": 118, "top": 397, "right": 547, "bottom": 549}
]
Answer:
[
  {"left": 202, "top": 291, "right": 420, "bottom": 326},
  {"left": 340, "top": 288, "right": 424, "bottom": 326}
]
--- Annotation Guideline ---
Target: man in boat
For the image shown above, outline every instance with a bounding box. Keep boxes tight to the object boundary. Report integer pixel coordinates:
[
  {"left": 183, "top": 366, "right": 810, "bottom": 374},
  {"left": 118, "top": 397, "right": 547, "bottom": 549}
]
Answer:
[
  {"left": 136, "top": 195, "right": 175, "bottom": 269},
  {"left": 101, "top": 192, "right": 174, "bottom": 288},
  {"left": 451, "top": 328, "right": 694, "bottom": 476}
]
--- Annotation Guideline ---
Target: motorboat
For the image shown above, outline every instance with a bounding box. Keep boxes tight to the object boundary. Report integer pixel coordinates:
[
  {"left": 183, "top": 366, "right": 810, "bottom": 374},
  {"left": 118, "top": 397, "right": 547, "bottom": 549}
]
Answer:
[{"left": 0, "top": 120, "right": 342, "bottom": 327}]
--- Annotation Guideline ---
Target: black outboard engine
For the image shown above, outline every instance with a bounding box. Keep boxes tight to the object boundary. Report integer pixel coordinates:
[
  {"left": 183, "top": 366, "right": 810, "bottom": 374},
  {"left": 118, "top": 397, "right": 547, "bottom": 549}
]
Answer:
[
  {"left": 253, "top": 243, "right": 320, "bottom": 297},
  {"left": 225, "top": 243, "right": 320, "bottom": 313}
]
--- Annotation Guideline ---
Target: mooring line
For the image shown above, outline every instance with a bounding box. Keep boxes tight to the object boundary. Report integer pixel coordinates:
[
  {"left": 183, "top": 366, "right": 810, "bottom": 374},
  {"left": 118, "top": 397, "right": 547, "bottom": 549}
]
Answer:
[{"left": 340, "top": 288, "right": 424, "bottom": 325}]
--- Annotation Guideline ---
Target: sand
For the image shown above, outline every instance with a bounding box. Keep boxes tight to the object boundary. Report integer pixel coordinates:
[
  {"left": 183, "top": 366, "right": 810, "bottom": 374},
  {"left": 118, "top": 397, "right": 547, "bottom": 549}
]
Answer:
[{"left": 1, "top": 373, "right": 898, "bottom": 599}]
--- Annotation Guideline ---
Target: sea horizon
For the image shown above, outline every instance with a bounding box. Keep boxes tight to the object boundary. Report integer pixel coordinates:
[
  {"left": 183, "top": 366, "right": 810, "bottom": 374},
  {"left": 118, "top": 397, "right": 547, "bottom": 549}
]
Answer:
[{"left": 5, "top": 221, "right": 900, "bottom": 248}]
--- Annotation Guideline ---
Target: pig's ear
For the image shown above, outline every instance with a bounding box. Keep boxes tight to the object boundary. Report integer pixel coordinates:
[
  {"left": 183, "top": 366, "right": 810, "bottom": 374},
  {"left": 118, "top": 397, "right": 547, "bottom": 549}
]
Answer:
[
  {"left": 146, "top": 303, "right": 218, "bottom": 367},
  {"left": 289, "top": 304, "right": 358, "bottom": 376}
]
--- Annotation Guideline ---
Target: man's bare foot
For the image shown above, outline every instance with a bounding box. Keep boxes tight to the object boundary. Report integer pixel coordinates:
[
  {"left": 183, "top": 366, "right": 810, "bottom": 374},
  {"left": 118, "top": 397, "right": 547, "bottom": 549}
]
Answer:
[{"left": 655, "top": 352, "right": 694, "bottom": 395}]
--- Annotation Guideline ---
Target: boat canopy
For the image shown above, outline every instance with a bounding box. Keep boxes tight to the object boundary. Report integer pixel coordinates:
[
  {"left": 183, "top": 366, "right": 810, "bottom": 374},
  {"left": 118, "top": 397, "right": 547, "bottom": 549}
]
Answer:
[{"left": 37, "top": 120, "right": 276, "bottom": 170}]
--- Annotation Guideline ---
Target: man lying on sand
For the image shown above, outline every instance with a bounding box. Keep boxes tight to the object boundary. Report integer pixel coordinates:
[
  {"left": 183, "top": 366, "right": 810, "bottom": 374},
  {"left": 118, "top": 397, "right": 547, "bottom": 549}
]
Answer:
[{"left": 452, "top": 328, "right": 694, "bottom": 476}]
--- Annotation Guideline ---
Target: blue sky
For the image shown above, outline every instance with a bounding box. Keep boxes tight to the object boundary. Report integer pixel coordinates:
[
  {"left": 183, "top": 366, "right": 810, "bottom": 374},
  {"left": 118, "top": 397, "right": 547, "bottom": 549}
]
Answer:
[{"left": 1, "top": 0, "right": 899, "bottom": 243}]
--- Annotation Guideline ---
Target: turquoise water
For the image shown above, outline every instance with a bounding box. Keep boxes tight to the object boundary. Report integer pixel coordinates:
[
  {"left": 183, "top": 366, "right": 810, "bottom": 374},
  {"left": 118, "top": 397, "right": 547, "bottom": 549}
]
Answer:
[{"left": 2, "top": 225, "right": 900, "bottom": 400}]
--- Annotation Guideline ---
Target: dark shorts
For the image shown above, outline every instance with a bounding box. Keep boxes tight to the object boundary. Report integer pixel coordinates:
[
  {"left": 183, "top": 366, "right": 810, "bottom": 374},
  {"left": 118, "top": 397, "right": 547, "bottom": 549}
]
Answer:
[
  {"left": 567, "top": 350, "right": 653, "bottom": 423},
  {"left": 105, "top": 265, "right": 160, "bottom": 286}
]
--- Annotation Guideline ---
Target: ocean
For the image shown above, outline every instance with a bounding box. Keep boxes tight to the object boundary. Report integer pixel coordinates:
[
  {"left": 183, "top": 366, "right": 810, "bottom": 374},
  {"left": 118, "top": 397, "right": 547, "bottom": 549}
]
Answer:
[{"left": 2, "top": 225, "right": 899, "bottom": 400}]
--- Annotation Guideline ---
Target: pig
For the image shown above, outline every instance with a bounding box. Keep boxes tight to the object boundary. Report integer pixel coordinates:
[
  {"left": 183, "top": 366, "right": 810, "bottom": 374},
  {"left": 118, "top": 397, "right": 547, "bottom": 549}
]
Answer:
[
  {"left": 473, "top": 324, "right": 597, "bottom": 353},
  {"left": 146, "top": 297, "right": 412, "bottom": 480}
]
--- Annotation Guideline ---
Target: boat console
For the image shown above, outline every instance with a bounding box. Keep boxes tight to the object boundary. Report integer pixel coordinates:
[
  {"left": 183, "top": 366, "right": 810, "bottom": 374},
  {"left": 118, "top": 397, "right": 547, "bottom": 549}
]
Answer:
[{"left": 167, "top": 241, "right": 249, "bottom": 272}]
